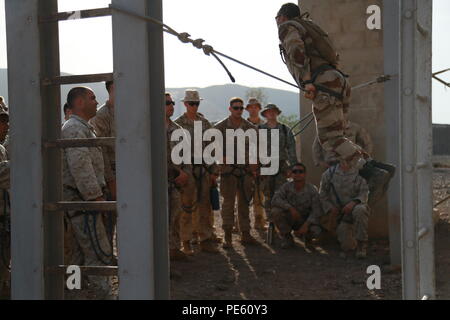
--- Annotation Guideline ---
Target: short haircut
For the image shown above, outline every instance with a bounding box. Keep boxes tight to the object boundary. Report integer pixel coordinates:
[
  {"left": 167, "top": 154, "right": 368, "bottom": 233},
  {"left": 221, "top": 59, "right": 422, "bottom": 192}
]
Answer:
[
  {"left": 105, "top": 80, "right": 114, "bottom": 93},
  {"left": 165, "top": 92, "right": 172, "bottom": 97},
  {"left": 229, "top": 97, "right": 244, "bottom": 106},
  {"left": 67, "top": 87, "right": 90, "bottom": 109},
  {"left": 278, "top": 3, "right": 301, "bottom": 19},
  {"left": 291, "top": 162, "right": 306, "bottom": 172}
]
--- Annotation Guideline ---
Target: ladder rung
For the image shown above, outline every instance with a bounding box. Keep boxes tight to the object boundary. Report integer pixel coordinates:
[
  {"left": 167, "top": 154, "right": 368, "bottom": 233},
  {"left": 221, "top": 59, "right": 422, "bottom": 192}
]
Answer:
[
  {"left": 46, "top": 265, "right": 118, "bottom": 276},
  {"left": 45, "top": 201, "right": 116, "bottom": 212},
  {"left": 42, "top": 73, "right": 113, "bottom": 86},
  {"left": 40, "top": 8, "right": 112, "bottom": 23},
  {"left": 45, "top": 138, "right": 115, "bottom": 149}
]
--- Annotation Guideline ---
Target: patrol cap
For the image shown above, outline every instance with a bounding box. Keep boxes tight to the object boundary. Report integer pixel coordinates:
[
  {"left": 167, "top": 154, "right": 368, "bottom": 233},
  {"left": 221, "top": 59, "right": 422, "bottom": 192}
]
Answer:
[
  {"left": 181, "top": 89, "right": 203, "bottom": 102},
  {"left": 246, "top": 98, "right": 262, "bottom": 109},
  {"left": 277, "top": 3, "right": 301, "bottom": 19},
  {"left": 261, "top": 104, "right": 282, "bottom": 117}
]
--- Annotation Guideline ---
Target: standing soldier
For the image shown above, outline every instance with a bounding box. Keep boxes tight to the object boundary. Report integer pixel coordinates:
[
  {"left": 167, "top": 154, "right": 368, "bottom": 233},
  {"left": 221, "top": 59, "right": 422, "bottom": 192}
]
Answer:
[
  {"left": 319, "top": 160, "right": 370, "bottom": 259},
  {"left": 214, "top": 97, "right": 259, "bottom": 248},
  {"left": 0, "top": 108, "right": 10, "bottom": 298},
  {"left": 276, "top": 3, "right": 394, "bottom": 197},
  {"left": 175, "top": 90, "right": 220, "bottom": 254},
  {"left": 245, "top": 98, "right": 266, "bottom": 230},
  {"left": 89, "top": 81, "right": 116, "bottom": 245},
  {"left": 165, "top": 93, "right": 190, "bottom": 261},
  {"left": 259, "top": 104, "right": 298, "bottom": 224},
  {"left": 62, "top": 87, "right": 114, "bottom": 299}
]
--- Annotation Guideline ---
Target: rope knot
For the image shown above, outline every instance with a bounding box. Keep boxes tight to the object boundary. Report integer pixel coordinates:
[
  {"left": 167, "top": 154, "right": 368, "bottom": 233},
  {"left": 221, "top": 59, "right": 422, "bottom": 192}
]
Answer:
[
  {"left": 202, "top": 45, "right": 214, "bottom": 56},
  {"left": 192, "top": 38, "right": 205, "bottom": 49},
  {"left": 177, "top": 32, "right": 191, "bottom": 43}
]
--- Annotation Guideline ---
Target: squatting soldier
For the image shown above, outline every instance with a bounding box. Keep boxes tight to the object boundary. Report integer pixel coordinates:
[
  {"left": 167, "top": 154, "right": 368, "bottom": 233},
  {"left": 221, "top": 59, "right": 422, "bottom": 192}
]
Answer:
[
  {"left": 313, "top": 118, "right": 373, "bottom": 170},
  {"left": 89, "top": 81, "right": 117, "bottom": 246},
  {"left": 62, "top": 87, "right": 114, "bottom": 299},
  {"left": 259, "top": 104, "right": 298, "bottom": 222},
  {"left": 319, "top": 160, "right": 370, "bottom": 259},
  {"left": 246, "top": 98, "right": 266, "bottom": 230},
  {"left": 214, "top": 97, "right": 259, "bottom": 248},
  {"left": 0, "top": 108, "right": 10, "bottom": 297},
  {"left": 165, "top": 93, "right": 190, "bottom": 261},
  {"left": 175, "top": 90, "right": 220, "bottom": 254},
  {"left": 276, "top": 2, "right": 394, "bottom": 202},
  {"left": 271, "top": 163, "right": 323, "bottom": 249}
]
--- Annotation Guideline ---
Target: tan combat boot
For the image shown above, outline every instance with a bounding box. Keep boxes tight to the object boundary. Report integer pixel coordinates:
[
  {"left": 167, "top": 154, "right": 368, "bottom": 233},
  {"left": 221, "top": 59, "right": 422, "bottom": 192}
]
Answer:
[
  {"left": 240, "top": 231, "right": 258, "bottom": 245},
  {"left": 356, "top": 241, "right": 368, "bottom": 259},
  {"left": 182, "top": 240, "right": 194, "bottom": 256},
  {"left": 223, "top": 229, "right": 233, "bottom": 249},
  {"left": 200, "top": 239, "right": 220, "bottom": 254}
]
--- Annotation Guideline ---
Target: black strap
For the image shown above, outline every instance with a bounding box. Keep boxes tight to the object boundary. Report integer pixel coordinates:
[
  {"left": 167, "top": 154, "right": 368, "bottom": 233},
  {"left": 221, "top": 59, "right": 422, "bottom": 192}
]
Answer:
[{"left": 307, "top": 64, "right": 348, "bottom": 101}]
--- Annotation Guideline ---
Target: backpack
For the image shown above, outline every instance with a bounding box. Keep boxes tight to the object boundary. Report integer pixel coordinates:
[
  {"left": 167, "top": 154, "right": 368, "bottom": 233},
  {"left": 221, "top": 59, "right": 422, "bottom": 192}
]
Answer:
[{"left": 285, "top": 13, "right": 339, "bottom": 67}]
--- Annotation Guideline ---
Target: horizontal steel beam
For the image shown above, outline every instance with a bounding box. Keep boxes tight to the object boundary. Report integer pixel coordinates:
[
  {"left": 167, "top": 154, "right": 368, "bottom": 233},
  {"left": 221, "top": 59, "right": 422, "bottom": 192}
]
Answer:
[
  {"left": 45, "top": 137, "right": 115, "bottom": 149},
  {"left": 39, "top": 8, "right": 111, "bottom": 23},
  {"left": 46, "top": 265, "right": 117, "bottom": 276},
  {"left": 44, "top": 201, "right": 116, "bottom": 212},
  {"left": 42, "top": 73, "right": 113, "bottom": 86}
]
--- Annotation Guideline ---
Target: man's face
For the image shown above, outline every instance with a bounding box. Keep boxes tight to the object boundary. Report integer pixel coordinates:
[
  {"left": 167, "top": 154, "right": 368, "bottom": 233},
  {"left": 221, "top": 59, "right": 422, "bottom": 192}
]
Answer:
[
  {"left": 82, "top": 90, "right": 99, "bottom": 119},
  {"left": 291, "top": 165, "right": 306, "bottom": 183},
  {"left": 276, "top": 14, "right": 288, "bottom": 26},
  {"left": 263, "top": 109, "right": 278, "bottom": 121},
  {"left": 246, "top": 104, "right": 261, "bottom": 118},
  {"left": 166, "top": 95, "right": 175, "bottom": 118},
  {"left": 184, "top": 101, "right": 200, "bottom": 113},
  {"left": 0, "top": 115, "right": 9, "bottom": 142},
  {"left": 229, "top": 101, "right": 244, "bottom": 118}
]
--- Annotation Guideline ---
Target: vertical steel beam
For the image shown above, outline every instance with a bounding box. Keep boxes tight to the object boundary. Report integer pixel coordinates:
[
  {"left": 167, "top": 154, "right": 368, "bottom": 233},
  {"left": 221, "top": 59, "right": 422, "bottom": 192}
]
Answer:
[
  {"left": 383, "top": 0, "right": 401, "bottom": 266},
  {"left": 399, "top": 0, "right": 434, "bottom": 300},
  {"left": 146, "top": 0, "right": 169, "bottom": 300},
  {"left": 5, "top": 1, "right": 44, "bottom": 299},
  {"left": 39, "top": 0, "right": 64, "bottom": 300},
  {"left": 112, "top": 0, "right": 167, "bottom": 299}
]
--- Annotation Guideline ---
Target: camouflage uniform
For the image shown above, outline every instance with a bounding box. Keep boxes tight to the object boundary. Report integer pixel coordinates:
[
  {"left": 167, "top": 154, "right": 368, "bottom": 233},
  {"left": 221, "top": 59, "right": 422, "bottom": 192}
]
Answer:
[
  {"left": 214, "top": 117, "right": 256, "bottom": 234},
  {"left": 319, "top": 164, "right": 370, "bottom": 251},
  {"left": 278, "top": 18, "right": 363, "bottom": 166},
  {"left": 0, "top": 144, "right": 10, "bottom": 296},
  {"left": 62, "top": 115, "right": 113, "bottom": 299},
  {"left": 175, "top": 113, "right": 218, "bottom": 245},
  {"left": 247, "top": 117, "right": 265, "bottom": 229},
  {"left": 271, "top": 182, "right": 323, "bottom": 237},
  {"left": 312, "top": 121, "right": 374, "bottom": 167},
  {"left": 258, "top": 122, "right": 298, "bottom": 221}
]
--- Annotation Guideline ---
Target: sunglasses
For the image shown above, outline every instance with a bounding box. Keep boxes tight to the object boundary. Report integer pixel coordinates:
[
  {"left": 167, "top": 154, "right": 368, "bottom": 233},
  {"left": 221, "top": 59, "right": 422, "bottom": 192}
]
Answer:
[
  {"left": 166, "top": 101, "right": 175, "bottom": 106},
  {"left": 292, "top": 169, "right": 305, "bottom": 174},
  {"left": 187, "top": 102, "right": 200, "bottom": 107},
  {"left": 232, "top": 106, "right": 244, "bottom": 111}
]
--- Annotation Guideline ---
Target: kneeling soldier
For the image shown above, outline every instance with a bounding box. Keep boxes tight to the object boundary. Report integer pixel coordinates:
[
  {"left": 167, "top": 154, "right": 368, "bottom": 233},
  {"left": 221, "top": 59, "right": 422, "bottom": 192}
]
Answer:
[{"left": 271, "top": 163, "right": 323, "bottom": 249}]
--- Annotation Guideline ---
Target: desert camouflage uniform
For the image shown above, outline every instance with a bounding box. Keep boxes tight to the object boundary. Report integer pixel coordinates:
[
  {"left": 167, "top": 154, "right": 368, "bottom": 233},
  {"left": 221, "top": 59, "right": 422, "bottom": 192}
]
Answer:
[
  {"left": 214, "top": 117, "right": 256, "bottom": 233},
  {"left": 312, "top": 121, "right": 374, "bottom": 167},
  {"left": 258, "top": 122, "right": 298, "bottom": 220},
  {"left": 62, "top": 115, "right": 113, "bottom": 299},
  {"left": 0, "top": 145, "right": 10, "bottom": 296},
  {"left": 319, "top": 164, "right": 370, "bottom": 251},
  {"left": 278, "top": 18, "right": 363, "bottom": 165},
  {"left": 271, "top": 182, "right": 323, "bottom": 237},
  {"left": 175, "top": 113, "right": 218, "bottom": 243},
  {"left": 247, "top": 117, "right": 265, "bottom": 228}
]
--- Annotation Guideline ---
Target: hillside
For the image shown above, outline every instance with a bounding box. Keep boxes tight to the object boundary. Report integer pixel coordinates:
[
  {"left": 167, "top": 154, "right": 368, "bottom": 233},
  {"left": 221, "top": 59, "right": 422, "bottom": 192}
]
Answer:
[{"left": 0, "top": 69, "right": 299, "bottom": 122}]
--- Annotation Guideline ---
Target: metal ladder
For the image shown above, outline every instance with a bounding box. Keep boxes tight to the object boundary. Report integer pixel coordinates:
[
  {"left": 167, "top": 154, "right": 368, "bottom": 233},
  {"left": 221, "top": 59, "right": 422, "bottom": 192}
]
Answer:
[{"left": 5, "top": 0, "right": 168, "bottom": 300}]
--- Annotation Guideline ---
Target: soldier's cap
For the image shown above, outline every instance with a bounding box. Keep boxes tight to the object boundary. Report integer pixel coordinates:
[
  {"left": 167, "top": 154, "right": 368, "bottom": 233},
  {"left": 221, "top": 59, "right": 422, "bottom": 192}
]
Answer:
[
  {"left": 261, "top": 104, "right": 282, "bottom": 117},
  {"left": 246, "top": 98, "right": 262, "bottom": 109},
  {"left": 181, "top": 89, "right": 203, "bottom": 103}
]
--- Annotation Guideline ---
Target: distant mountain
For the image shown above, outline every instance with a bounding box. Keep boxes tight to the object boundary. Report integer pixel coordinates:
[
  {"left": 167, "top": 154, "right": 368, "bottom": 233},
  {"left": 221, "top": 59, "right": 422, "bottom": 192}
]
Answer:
[{"left": 0, "top": 69, "right": 299, "bottom": 122}]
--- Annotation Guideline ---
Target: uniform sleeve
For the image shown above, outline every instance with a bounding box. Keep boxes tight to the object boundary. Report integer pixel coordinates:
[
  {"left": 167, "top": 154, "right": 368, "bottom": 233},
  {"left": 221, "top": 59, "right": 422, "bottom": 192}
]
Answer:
[
  {"left": 63, "top": 127, "right": 104, "bottom": 201},
  {"left": 319, "top": 170, "right": 335, "bottom": 214},
  {"left": 306, "top": 185, "right": 324, "bottom": 224},
  {"left": 356, "top": 126, "right": 374, "bottom": 155},
  {"left": 90, "top": 111, "right": 115, "bottom": 182},
  {"left": 285, "top": 125, "right": 298, "bottom": 166},
  {"left": 279, "top": 24, "right": 311, "bottom": 83},
  {"left": 312, "top": 136, "right": 324, "bottom": 167},
  {"left": 204, "top": 119, "right": 219, "bottom": 175},
  {"left": 0, "top": 161, "right": 10, "bottom": 189},
  {"left": 353, "top": 176, "right": 369, "bottom": 205},
  {"left": 272, "top": 184, "right": 294, "bottom": 211}
]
